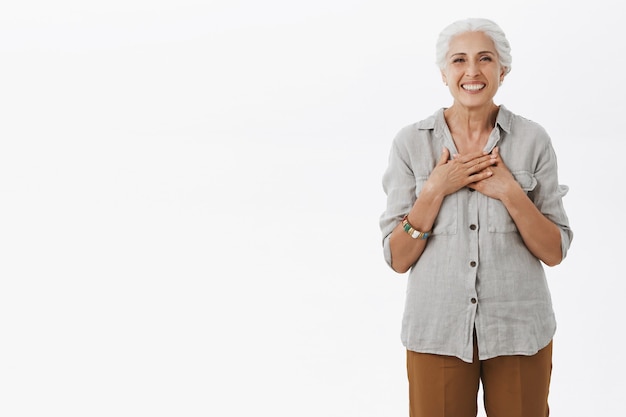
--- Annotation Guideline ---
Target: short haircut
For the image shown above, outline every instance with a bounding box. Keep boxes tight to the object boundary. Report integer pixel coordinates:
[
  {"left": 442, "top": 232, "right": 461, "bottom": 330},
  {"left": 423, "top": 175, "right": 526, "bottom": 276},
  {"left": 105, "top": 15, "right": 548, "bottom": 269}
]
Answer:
[{"left": 436, "top": 18, "right": 512, "bottom": 75}]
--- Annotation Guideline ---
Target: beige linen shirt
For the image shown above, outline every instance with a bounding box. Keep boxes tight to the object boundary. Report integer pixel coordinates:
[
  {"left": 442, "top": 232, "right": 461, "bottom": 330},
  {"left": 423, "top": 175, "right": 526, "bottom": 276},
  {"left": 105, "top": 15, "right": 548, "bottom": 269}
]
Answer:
[{"left": 379, "top": 105, "right": 573, "bottom": 363}]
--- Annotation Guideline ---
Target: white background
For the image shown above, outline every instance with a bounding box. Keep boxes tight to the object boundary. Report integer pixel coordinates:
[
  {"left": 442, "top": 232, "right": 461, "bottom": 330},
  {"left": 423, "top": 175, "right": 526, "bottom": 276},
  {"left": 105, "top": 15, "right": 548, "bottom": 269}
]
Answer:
[{"left": 1, "top": 1, "right": 624, "bottom": 416}]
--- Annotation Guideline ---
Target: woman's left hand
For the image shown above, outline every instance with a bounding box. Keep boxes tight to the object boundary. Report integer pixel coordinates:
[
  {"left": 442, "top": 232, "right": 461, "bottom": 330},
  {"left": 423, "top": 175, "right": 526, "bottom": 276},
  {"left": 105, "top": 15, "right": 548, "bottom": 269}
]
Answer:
[
  {"left": 467, "top": 146, "right": 563, "bottom": 266},
  {"left": 467, "top": 146, "right": 519, "bottom": 200}
]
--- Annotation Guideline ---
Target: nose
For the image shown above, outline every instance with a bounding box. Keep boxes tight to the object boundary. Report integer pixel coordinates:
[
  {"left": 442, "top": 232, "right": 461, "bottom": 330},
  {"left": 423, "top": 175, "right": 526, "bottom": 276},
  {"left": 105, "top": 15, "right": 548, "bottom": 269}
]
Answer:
[{"left": 465, "top": 61, "right": 480, "bottom": 77}]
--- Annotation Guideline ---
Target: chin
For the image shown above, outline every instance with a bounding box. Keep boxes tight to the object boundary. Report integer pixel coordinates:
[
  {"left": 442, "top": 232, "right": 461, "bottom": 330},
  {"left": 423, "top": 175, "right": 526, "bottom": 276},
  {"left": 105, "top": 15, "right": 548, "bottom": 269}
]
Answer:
[{"left": 457, "top": 97, "right": 495, "bottom": 109}]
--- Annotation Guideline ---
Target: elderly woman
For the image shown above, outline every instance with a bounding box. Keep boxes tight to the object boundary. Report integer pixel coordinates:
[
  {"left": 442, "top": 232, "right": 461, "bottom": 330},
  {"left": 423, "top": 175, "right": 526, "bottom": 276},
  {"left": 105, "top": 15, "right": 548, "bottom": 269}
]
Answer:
[{"left": 379, "top": 18, "right": 573, "bottom": 417}]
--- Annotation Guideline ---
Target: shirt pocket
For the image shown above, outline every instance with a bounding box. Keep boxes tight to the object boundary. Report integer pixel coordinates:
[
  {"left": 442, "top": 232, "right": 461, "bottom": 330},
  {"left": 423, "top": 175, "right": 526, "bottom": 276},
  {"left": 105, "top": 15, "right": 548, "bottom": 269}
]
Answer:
[
  {"left": 415, "top": 177, "right": 458, "bottom": 235},
  {"left": 487, "top": 171, "right": 537, "bottom": 233}
]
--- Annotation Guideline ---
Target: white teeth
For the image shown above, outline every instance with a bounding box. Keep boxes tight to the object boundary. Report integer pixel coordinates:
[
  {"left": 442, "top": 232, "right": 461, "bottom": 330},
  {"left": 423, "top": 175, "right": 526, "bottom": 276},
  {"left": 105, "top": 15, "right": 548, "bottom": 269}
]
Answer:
[{"left": 462, "top": 84, "right": 485, "bottom": 91}]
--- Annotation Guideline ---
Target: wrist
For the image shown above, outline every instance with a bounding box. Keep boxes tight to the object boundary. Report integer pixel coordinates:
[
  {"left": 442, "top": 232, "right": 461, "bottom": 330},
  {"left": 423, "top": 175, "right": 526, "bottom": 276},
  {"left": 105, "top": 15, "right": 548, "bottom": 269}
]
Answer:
[
  {"left": 418, "top": 184, "right": 445, "bottom": 206},
  {"left": 500, "top": 182, "right": 525, "bottom": 207},
  {"left": 402, "top": 215, "right": 431, "bottom": 240}
]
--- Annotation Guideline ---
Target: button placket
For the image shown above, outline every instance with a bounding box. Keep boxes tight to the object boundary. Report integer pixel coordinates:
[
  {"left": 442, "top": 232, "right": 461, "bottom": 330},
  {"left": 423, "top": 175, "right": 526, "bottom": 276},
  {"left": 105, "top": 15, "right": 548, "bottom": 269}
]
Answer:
[{"left": 466, "top": 186, "right": 480, "bottom": 311}]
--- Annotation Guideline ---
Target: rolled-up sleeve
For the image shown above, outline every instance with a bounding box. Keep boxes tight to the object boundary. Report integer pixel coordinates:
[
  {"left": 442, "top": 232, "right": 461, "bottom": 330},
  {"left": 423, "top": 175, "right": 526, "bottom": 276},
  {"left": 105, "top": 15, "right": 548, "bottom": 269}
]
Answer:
[
  {"left": 528, "top": 134, "right": 574, "bottom": 260},
  {"left": 379, "top": 127, "right": 418, "bottom": 268}
]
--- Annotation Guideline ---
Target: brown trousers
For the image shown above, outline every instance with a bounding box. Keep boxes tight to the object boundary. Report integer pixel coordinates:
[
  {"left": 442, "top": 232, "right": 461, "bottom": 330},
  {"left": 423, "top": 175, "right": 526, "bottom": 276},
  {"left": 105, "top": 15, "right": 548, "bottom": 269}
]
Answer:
[{"left": 406, "top": 337, "right": 552, "bottom": 417}]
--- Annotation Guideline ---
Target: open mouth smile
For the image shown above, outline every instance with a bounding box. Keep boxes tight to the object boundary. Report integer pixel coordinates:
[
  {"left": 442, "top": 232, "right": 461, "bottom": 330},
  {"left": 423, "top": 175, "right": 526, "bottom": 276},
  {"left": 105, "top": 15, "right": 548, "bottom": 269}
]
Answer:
[{"left": 462, "top": 83, "right": 485, "bottom": 91}]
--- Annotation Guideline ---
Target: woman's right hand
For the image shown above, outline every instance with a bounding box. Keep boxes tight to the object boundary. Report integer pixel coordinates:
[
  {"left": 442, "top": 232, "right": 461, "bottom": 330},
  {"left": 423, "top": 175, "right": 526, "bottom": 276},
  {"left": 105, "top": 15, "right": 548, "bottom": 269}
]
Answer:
[
  {"left": 422, "top": 147, "right": 497, "bottom": 197},
  {"left": 388, "top": 147, "right": 497, "bottom": 273}
]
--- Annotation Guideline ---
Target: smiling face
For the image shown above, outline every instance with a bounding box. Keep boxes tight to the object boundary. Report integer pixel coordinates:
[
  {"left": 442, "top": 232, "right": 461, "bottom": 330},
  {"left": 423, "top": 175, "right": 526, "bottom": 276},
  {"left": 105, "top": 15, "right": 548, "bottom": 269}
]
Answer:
[{"left": 441, "top": 31, "right": 506, "bottom": 111}]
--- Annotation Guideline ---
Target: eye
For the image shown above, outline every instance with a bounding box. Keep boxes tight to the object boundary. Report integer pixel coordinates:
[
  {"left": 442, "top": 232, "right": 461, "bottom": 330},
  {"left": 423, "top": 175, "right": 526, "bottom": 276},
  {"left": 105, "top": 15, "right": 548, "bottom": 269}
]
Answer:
[
  {"left": 452, "top": 57, "right": 465, "bottom": 63},
  {"left": 480, "top": 56, "right": 493, "bottom": 62}
]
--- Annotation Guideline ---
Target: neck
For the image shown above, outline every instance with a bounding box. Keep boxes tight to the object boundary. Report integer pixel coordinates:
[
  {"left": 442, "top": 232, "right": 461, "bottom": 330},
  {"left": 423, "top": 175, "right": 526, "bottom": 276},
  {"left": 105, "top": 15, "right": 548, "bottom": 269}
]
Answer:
[
  {"left": 444, "top": 103, "right": 499, "bottom": 152},
  {"left": 445, "top": 103, "right": 499, "bottom": 132}
]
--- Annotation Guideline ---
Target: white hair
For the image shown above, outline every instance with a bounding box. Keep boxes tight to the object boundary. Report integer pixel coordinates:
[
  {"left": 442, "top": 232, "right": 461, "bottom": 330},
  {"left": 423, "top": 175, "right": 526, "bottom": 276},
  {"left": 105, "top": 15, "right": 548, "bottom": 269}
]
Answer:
[{"left": 436, "top": 18, "right": 512, "bottom": 75}]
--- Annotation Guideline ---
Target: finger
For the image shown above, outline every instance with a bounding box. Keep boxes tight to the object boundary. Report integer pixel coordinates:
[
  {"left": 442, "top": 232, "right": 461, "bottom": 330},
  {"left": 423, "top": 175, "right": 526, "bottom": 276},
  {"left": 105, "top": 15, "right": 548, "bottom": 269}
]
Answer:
[
  {"left": 469, "top": 169, "right": 493, "bottom": 185},
  {"left": 455, "top": 150, "right": 490, "bottom": 163},
  {"left": 482, "top": 155, "right": 498, "bottom": 168},
  {"left": 491, "top": 146, "right": 508, "bottom": 167},
  {"left": 491, "top": 146, "right": 502, "bottom": 162},
  {"left": 437, "top": 147, "right": 450, "bottom": 166},
  {"left": 465, "top": 155, "right": 497, "bottom": 174}
]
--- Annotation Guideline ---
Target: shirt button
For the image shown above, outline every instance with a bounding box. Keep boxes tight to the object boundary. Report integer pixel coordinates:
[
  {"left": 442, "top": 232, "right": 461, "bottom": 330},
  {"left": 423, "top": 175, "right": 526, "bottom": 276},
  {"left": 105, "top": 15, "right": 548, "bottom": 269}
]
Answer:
[
  {"left": 470, "top": 261, "right": 477, "bottom": 267},
  {"left": 469, "top": 224, "right": 477, "bottom": 230},
  {"left": 471, "top": 298, "right": 477, "bottom": 304}
]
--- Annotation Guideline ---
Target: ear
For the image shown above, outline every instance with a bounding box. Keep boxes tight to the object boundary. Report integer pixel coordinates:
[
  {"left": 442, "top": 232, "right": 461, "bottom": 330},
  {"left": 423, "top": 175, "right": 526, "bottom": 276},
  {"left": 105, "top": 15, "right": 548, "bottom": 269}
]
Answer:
[{"left": 441, "top": 70, "right": 448, "bottom": 86}]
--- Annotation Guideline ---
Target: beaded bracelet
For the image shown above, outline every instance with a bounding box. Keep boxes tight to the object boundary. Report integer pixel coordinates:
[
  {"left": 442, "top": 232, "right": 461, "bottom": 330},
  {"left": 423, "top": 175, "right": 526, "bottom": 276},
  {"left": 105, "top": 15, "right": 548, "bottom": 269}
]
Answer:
[{"left": 401, "top": 215, "right": 431, "bottom": 240}]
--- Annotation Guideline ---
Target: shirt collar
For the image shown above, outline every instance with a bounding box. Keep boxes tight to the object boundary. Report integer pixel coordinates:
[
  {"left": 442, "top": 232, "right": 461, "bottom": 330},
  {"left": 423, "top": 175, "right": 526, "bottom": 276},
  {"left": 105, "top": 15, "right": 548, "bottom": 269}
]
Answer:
[
  {"left": 428, "top": 104, "right": 513, "bottom": 136},
  {"left": 495, "top": 105, "right": 512, "bottom": 134}
]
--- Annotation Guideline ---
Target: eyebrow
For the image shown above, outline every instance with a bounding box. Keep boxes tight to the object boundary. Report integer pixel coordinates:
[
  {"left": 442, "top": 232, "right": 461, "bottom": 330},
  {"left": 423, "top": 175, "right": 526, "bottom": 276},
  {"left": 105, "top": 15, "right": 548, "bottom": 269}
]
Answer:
[{"left": 449, "top": 51, "right": 496, "bottom": 58}]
